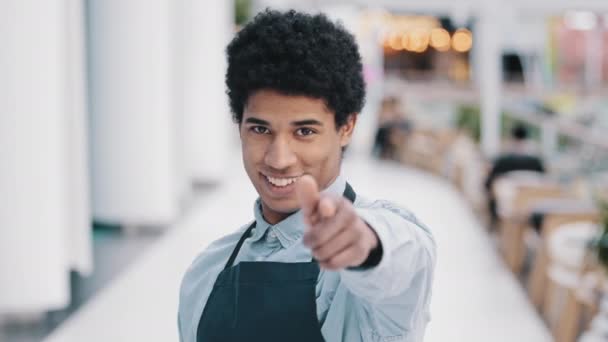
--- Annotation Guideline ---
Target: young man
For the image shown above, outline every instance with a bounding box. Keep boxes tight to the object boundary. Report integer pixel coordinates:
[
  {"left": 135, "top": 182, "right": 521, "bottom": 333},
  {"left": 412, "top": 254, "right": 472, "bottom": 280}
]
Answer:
[{"left": 178, "top": 9, "right": 435, "bottom": 342}]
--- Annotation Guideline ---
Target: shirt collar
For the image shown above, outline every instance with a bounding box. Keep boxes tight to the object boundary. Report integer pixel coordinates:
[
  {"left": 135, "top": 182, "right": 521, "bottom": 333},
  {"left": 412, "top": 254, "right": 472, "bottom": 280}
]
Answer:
[{"left": 249, "top": 173, "right": 347, "bottom": 248}]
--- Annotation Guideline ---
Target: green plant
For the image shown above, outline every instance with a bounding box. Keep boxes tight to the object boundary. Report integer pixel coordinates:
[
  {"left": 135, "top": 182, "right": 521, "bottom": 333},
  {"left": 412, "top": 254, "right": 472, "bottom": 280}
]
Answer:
[
  {"left": 235, "top": 0, "right": 252, "bottom": 26},
  {"left": 455, "top": 105, "right": 481, "bottom": 142},
  {"left": 455, "top": 105, "right": 539, "bottom": 143},
  {"left": 500, "top": 114, "right": 540, "bottom": 140}
]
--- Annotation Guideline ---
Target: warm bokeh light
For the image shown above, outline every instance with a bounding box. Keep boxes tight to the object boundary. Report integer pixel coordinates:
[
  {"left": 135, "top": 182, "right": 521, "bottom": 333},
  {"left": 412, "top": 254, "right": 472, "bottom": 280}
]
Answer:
[
  {"left": 430, "top": 28, "right": 451, "bottom": 52},
  {"left": 389, "top": 32, "right": 404, "bottom": 51},
  {"left": 406, "top": 29, "right": 430, "bottom": 53},
  {"left": 452, "top": 28, "right": 473, "bottom": 53},
  {"left": 376, "top": 12, "right": 444, "bottom": 53},
  {"left": 401, "top": 33, "right": 410, "bottom": 51}
]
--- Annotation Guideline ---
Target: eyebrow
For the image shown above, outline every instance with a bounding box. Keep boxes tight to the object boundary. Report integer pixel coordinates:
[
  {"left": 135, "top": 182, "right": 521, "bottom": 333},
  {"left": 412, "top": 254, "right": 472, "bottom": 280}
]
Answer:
[
  {"left": 244, "top": 117, "right": 323, "bottom": 127},
  {"left": 291, "top": 119, "right": 323, "bottom": 127},
  {"left": 244, "top": 117, "right": 270, "bottom": 125}
]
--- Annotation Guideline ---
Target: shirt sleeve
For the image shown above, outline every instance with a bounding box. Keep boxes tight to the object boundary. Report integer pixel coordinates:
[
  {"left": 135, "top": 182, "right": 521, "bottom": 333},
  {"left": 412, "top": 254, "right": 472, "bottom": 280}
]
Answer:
[
  {"left": 339, "top": 200, "right": 436, "bottom": 303},
  {"left": 177, "top": 312, "right": 184, "bottom": 342}
]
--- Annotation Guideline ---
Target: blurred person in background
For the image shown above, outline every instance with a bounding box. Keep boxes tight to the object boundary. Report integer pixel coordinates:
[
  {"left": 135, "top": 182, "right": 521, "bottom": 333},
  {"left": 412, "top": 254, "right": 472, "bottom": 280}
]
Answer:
[
  {"left": 484, "top": 123, "right": 545, "bottom": 226},
  {"left": 501, "top": 122, "right": 539, "bottom": 155},
  {"left": 373, "top": 96, "right": 412, "bottom": 161},
  {"left": 178, "top": 9, "right": 435, "bottom": 342}
]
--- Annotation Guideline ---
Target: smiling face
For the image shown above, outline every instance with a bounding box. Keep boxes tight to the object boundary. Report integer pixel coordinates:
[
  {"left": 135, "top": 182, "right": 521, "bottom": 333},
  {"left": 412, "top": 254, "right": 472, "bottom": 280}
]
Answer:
[{"left": 240, "top": 90, "right": 357, "bottom": 224}]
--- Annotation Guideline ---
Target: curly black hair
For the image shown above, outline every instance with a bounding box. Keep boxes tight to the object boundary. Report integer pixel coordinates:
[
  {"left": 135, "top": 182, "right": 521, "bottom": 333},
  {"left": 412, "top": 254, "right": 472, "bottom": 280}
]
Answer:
[{"left": 225, "top": 9, "right": 366, "bottom": 128}]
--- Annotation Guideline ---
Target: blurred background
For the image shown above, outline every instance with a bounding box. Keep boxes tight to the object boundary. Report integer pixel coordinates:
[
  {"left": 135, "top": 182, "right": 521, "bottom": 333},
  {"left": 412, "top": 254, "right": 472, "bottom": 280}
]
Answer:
[{"left": 2, "top": 0, "right": 608, "bottom": 341}]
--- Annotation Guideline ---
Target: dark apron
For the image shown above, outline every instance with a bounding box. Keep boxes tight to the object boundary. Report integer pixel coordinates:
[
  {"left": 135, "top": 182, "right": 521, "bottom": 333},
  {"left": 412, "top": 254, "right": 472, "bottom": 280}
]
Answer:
[{"left": 196, "top": 183, "right": 356, "bottom": 342}]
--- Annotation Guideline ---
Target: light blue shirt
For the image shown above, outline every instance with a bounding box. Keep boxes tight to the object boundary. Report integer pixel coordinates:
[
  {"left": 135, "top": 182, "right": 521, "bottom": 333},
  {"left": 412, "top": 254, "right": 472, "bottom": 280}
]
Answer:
[{"left": 178, "top": 174, "right": 436, "bottom": 342}]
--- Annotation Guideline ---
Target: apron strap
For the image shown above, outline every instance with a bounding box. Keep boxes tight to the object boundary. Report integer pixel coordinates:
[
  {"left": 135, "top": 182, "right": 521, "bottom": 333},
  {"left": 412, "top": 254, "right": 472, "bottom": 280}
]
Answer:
[
  {"left": 224, "top": 222, "right": 257, "bottom": 270},
  {"left": 343, "top": 182, "right": 356, "bottom": 203},
  {"left": 223, "top": 182, "right": 357, "bottom": 270}
]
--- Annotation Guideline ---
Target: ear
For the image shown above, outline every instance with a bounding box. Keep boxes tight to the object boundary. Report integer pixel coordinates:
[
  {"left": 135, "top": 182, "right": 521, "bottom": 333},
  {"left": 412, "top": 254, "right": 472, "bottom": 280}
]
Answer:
[{"left": 339, "top": 114, "right": 357, "bottom": 147}]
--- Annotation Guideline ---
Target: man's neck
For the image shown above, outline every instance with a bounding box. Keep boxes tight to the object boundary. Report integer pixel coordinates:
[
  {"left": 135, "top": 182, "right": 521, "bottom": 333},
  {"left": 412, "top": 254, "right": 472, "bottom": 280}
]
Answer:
[{"left": 260, "top": 202, "right": 292, "bottom": 225}]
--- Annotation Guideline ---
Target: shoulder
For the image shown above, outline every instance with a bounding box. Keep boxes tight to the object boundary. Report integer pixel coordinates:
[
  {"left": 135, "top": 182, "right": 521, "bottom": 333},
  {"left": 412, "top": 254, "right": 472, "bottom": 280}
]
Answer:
[
  {"left": 179, "top": 222, "right": 252, "bottom": 308},
  {"left": 180, "top": 221, "right": 253, "bottom": 290},
  {"left": 354, "top": 196, "right": 433, "bottom": 237}
]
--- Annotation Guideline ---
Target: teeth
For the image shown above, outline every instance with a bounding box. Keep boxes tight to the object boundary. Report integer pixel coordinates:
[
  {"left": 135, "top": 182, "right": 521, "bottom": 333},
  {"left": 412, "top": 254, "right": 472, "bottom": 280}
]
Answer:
[{"left": 266, "top": 175, "right": 299, "bottom": 187}]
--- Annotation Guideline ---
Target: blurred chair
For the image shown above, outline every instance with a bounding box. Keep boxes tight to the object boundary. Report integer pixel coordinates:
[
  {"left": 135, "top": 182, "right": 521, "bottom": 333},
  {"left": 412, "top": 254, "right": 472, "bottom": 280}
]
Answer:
[
  {"left": 444, "top": 133, "right": 488, "bottom": 215},
  {"left": 542, "top": 222, "right": 600, "bottom": 342},
  {"left": 401, "top": 128, "right": 459, "bottom": 175},
  {"left": 493, "top": 173, "right": 566, "bottom": 274},
  {"left": 527, "top": 207, "right": 599, "bottom": 310},
  {"left": 373, "top": 96, "right": 412, "bottom": 161},
  {"left": 401, "top": 129, "right": 441, "bottom": 171},
  {"left": 579, "top": 277, "right": 608, "bottom": 342}
]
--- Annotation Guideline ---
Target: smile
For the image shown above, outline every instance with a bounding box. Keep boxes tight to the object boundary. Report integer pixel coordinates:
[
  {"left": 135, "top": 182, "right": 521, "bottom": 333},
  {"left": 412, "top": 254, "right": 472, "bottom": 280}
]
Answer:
[{"left": 263, "top": 174, "right": 301, "bottom": 188}]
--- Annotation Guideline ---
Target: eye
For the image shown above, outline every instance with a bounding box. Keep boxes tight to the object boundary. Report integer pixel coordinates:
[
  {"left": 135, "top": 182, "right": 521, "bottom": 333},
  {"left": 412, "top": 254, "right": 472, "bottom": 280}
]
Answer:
[
  {"left": 250, "top": 126, "right": 270, "bottom": 134},
  {"left": 295, "top": 127, "right": 316, "bottom": 137}
]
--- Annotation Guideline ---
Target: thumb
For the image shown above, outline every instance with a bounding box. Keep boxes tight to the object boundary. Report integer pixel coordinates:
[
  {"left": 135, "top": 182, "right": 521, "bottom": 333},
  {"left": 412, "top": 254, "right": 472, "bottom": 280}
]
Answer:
[
  {"left": 296, "top": 175, "right": 319, "bottom": 221},
  {"left": 318, "top": 196, "right": 337, "bottom": 219}
]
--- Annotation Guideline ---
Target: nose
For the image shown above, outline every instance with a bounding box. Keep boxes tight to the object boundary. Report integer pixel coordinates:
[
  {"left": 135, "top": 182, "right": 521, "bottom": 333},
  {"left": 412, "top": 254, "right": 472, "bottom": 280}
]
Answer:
[{"left": 264, "top": 135, "right": 297, "bottom": 171}]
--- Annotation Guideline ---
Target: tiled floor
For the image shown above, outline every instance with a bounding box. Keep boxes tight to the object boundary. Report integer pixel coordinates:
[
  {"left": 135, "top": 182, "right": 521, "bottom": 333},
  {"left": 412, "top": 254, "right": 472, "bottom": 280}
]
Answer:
[{"left": 11, "top": 155, "right": 552, "bottom": 342}]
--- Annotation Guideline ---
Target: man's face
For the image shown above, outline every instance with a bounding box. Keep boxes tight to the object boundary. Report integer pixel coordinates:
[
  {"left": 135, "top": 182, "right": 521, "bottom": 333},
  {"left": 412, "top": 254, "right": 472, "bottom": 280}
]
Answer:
[{"left": 240, "top": 90, "right": 356, "bottom": 222}]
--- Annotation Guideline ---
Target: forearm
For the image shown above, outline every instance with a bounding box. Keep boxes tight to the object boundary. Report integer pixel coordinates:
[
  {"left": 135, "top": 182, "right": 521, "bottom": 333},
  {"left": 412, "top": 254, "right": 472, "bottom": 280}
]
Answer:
[{"left": 340, "top": 208, "right": 436, "bottom": 302}]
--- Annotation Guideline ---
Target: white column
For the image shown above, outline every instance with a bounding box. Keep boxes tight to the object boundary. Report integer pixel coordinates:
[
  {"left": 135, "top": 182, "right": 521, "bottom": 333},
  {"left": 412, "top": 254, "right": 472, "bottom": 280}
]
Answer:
[
  {"left": 476, "top": 7, "right": 502, "bottom": 157},
  {"left": 355, "top": 29, "right": 385, "bottom": 156},
  {"left": 175, "top": 0, "right": 235, "bottom": 184},
  {"left": 356, "top": 21, "right": 385, "bottom": 156},
  {"left": 0, "top": 0, "right": 71, "bottom": 313},
  {"left": 65, "top": 0, "right": 93, "bottom": 275},
  {"left": 88, "top": 0, "right": 180, "bottom": 226},
  {"left": 318, "top": 4, "right": 376, "bottom": 155}
]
